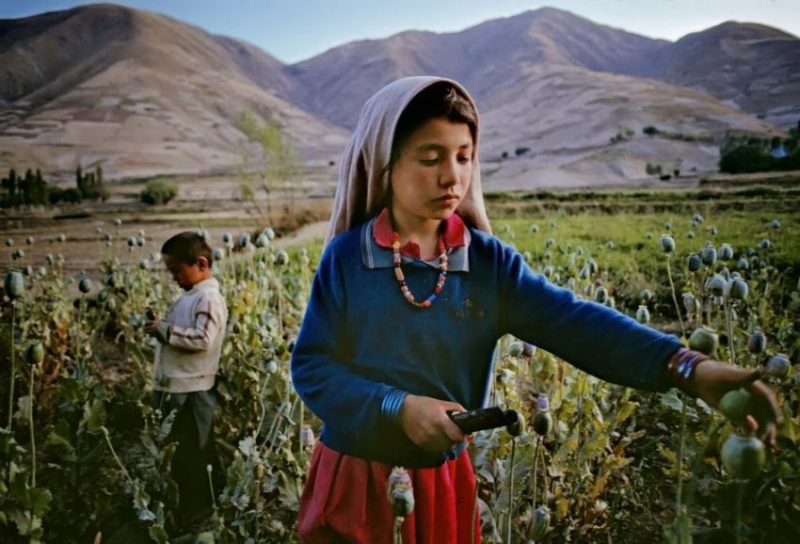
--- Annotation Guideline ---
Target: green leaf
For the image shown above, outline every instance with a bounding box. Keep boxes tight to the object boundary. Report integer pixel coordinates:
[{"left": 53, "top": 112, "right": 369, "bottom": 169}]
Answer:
[{"left": 80, "top": 399, "right": 106, "bottom": 434}]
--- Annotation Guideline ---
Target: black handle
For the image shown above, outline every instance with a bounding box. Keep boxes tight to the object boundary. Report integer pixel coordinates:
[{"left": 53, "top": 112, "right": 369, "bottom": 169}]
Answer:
[{"left": 448, "top": 407, "right": 518, "bottom": 434}]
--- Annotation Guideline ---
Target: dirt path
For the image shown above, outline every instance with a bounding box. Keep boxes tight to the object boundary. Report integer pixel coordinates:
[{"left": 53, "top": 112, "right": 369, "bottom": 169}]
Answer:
[{"left": 276, "top": 220, "right": 328, "bottom": 248}]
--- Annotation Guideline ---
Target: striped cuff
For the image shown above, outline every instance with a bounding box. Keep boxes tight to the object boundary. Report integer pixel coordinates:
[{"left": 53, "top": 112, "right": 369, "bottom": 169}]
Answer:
[{"left": 381, "top": 389, "right": 408, "bottom": 423}]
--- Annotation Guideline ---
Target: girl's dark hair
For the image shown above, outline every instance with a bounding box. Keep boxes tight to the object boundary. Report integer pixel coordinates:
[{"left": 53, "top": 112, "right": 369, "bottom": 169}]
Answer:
[
  {"left": 161, "top": 232, "right": 213, "bottom": 266},
  {"left": 390, "top": 82, "right": 478, "bottom": 163}
]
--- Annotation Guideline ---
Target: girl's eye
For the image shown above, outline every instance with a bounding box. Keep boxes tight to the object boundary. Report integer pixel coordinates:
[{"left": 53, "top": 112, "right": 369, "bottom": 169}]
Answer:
[
  {"left": 457, "top": 155, "right": 471, "bottom": 164},
  {"left": 419, "top": 158, "right": 438, "bottom": 166}
]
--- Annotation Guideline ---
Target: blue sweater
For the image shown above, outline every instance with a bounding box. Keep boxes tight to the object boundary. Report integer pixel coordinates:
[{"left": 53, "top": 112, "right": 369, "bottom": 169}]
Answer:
[{"left": 291, "top": 221, "right": 683, "bottom": 468}]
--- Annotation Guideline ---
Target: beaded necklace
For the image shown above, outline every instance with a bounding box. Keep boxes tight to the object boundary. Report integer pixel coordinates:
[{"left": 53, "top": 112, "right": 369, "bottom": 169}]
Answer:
[{"left": 392, "top": 232, "right": 448, "bottom": 309}]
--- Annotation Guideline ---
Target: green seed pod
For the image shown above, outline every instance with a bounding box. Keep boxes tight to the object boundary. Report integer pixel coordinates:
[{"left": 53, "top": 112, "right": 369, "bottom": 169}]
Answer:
[
  {"left": 737, "top": 257, "right": 749, "bottom": 270},
  {"left": 660, "top": 235, "right": 675, "bottom": 253},
  {"left": 506, "top": 412, "right": 524, "bottom": 437},
  {"left": 263, "top": 227, "right": 276, "bottom": 240},
  {"left": 639, "top": 289, "right": 653, "bottom": 302},
  {"left": 765, "top": 354, "right": 790, "bottom": 379},
  {"left": 758, "top": 238, "right": 772, "bottom": 250},
  {"left": 688, "top": 327, "right": 718, "bottom": 356},
  {"left": 25, "top": 343, "right": 45, "bottom": 365},
  {"left": 635, "top": 305, "right": 650, "bottom": 324},
  {"left": 719, "top": 243, "right": 734, "bottom": 260},
  {"left": 747, "top": 331, "right": 766, "bottom": 354},
  {"left": 530, "top": 224, "right": 539, "bottom": 233},
  {"left": 274, "top": 249, "right": 289, "bottom": 266},
  {"left": 508, "top": 342, "right": 524, "bottom": 357},
  {"left": 687, "top": 254, "right": 702, "bottom": 272},
  {"left": 530, "top": 506, "right": 550, "bottom": 540},
  {"left": 212, "top": 247, "right": 225, "bottom": 261},
  {"left": 705, "top": 275, "right": 725, "bottom": 297},
  {"left": 238, "top": 233, "right": 251, "bottom": 248},
  {"left": 682, "top": 292, "right": 697, "bottom": 312},
  {"left": 718, "top": 389, "right": 750, "bottom": 425},
  {"left": 720, "top": 434, "right": 765, "bottom": 479},
  {"left": 770, "top": 219, "right": 780, "bottom": 230},
  {"left": 727, "top": 278, "right": 749, "bottom": 300},
  {"left": 533, "top": 410, "right": 553, "bottom": 436},
  {"left": 79, "top": 278, "right": 92, "bottom": 294},
  {"left": 594, "top": 286, "right": 608, "bottom": 304},
  {"left": 692, "top": 213, "right": 704, "bottom": 224},
  {"left": 701, "top": 246, "right": 717, "bottom": 266},
  {"left": 709, "top": 226, "right": 718, "bottom": 236},
  {"left": 4, "top": 271, "right": 24, "bottom": 299},
  {"left": 256, "top": 233, "right": 269, "bottom": 248}
]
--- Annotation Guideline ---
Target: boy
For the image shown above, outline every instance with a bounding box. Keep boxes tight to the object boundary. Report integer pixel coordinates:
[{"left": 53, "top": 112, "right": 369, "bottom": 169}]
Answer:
[{"left": 144, "top": 231, "right": 228, "bottom": 528}]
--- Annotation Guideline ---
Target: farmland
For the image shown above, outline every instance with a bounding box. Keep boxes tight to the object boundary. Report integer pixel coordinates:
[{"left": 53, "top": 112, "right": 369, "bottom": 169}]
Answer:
[{"left": 1, "top": 184, "right": 799, "bottom": 543}]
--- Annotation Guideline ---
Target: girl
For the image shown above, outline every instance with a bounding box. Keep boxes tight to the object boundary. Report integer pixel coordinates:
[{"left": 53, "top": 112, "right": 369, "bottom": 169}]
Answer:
[{"left": 290, "top": 76, "right": 781, "bottom": 543}]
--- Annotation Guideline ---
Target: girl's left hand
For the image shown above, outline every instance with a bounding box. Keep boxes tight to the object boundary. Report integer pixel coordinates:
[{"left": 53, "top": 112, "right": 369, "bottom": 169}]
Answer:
[{"left": 690, "top": 360, "right": 783, "bottom": 446}]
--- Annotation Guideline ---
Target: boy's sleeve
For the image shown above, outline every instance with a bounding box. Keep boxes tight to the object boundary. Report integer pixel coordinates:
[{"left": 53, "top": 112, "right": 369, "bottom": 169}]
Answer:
[
  {"left": 291, "top": 243, "right": 404, "bottom": 439},
  {"left": 166, "top": 292, "right": 226, "bottom": 352},
  {"left": 497, "top": 243, "right": 683, "bottom": 392}
]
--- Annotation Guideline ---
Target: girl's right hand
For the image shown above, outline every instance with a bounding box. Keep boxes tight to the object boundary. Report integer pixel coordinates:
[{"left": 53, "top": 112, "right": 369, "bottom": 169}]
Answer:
[{"left": 398, "top": 394, "right": 467, "bottom": 452}]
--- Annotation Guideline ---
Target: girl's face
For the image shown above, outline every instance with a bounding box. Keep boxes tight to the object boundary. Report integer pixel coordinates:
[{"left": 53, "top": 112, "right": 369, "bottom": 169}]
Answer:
[{"left": 389, "top": 117, "right": 474, "bottom": 229}]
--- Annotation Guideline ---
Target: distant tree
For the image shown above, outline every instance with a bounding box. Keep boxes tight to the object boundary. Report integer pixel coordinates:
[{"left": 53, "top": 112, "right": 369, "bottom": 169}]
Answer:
[
  {"left": 719, "top": 145, "right": 774, "bottom": 174},
  {"left": 643, "top": 126, "right": 658, "bottom": 136},
  {"left": 514, "top": 147, "right": 530, "bottom": 157},
  {"left": 236, "top": 109, "right": 299, "bottom": 219},
  {"left": 140, "top": 179, "right": 177, "bottom": 205}
]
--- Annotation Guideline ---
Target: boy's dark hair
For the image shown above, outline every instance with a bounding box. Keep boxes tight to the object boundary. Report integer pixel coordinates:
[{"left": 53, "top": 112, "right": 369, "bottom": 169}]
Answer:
[
  {"left": 390, "top": 81, "right": 478, "bottom": 164},
  {"left": 161, "top": 232, "right": 213, "bottom": 266}
]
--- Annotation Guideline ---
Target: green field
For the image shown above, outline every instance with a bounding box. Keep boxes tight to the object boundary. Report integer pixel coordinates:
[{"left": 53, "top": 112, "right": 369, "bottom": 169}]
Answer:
[{"left": 1, "top": 188, "right": 798, "bottom": 543}]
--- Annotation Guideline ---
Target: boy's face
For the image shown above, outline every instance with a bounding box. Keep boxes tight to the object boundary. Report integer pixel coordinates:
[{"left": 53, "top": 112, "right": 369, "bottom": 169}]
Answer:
[
  {"left": 390, "top": 117, "right": 473, "bottom": 228},
  {"left": 163, "top": 255, "right": 209, "bottom": 291}
]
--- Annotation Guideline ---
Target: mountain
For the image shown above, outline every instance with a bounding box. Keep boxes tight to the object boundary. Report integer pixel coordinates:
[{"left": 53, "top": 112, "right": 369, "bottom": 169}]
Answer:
[
  {"left": 0, "top": 3, "right": 348, "bottom": 180},
  {"left": 0, "top": 4, "right": 795, "bottom": 187},
  {"left": 642, "top": 22, "right": 800, "bottom": 127}
]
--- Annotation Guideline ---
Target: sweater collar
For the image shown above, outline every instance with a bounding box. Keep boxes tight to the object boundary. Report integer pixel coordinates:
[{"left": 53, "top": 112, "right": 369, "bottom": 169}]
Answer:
[
  {"left": 362, "top": 209, "right": 470, "bottom": 271},
  {"left": 372, "top": 207, "right": 465, "bottom": 259},
  {"left": 189, "top": 277, "right": 219, "bottom": 293}
]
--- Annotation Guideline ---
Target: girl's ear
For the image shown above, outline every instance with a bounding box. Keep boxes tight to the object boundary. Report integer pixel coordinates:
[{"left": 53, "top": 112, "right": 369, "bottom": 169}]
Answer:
[{"left": 196, "top": 256, "right": 210, "bottom": 270}]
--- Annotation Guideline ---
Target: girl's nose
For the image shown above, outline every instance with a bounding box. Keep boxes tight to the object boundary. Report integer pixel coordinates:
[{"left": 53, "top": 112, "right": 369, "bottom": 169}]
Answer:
[{"left": 438, "top": 157, "right": 459, "bottom": 186}]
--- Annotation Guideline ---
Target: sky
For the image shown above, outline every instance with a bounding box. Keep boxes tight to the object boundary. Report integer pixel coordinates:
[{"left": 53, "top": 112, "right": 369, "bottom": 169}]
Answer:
[{"left": 1, "top": 0, "right": 798, "bottom": 64}]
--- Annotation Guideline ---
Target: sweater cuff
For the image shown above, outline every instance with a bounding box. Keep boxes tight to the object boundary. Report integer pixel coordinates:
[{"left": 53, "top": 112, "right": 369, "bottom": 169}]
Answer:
[{"left": 380, "top": 389, "right": 408, "bottom": 423}]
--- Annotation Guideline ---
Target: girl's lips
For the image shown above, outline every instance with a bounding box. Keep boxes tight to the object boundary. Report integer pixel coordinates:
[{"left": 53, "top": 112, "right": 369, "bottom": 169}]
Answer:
[{"left": 435, "top": 194, "right": 459, "bottom": 203}]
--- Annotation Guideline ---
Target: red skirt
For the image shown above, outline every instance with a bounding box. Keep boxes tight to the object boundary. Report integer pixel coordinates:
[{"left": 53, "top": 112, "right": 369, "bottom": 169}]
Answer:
[{"left": 298, "top": 442, "right": 481, "bottom": 543}]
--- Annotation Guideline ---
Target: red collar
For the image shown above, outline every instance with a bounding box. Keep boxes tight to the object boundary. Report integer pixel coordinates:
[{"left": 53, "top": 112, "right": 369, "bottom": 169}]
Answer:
[{"left": 373, "top": 208, "right": 465, "bottom": 259}]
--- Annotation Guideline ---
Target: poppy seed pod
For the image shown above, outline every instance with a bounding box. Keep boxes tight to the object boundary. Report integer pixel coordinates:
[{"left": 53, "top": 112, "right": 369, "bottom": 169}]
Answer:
[
  {"left": 256, "top": 233, "right": 269, "bottom": 248},
  {"left": 636, "top": 305, "right": 651, "bottom": 324},
  {"left": 530, "top": 506, "right": 551, "bottom": 541},
  {"left": 701, "top": 246, "right": 717, "bottom": 266},
  {"left": 718, "top": 389, "right": 750, "bottom": 425},
  {"left": 720, "top": 434, "right": 765, "bottom": 479},
  {"left": 25, "top": 342, "right": 45, "bottom": 365},
  {"left": 660, "top": 235, "right": 675, "bottom": 253},
  {"left": 533, "top": 397, "right": 552, "bottom": 436},
  {"left": 688, "top": 327, "right": 718, "bottom": 356},
  {"left": 274, "top": 249, "right": 289, "bottom": 266},
  {"left": 692, "top": 213, "right": 704, "bottom": 224},
  {"left": 4, "top": 271, "right": 24, "bottom": 299},
  {"left": 709, "top": 226, "right": 718, "bottom": 236},
  {"left": 705, "top": 275, "right": 725, "bottom": 297},
  {"left": 387, "top": 467, "right": 414, "bottom": 517},
  {"left": 594, "top": 286, "right": 608, "bottom": 304},
  {"left": 263, "top": 227, "right": 276, "bottom": 240},
  {"left": 737, "top": 257, "right": 749, "bottom": 271},
  {"left": 238, "top": 233, "right": 251, "bottom": 248},
  {"left": 300, "top": 425, "right": 315, "bottom": 448},
  {"left": 79, "top": 278, "right": 92, "bottom": 294},
  {"left": 508, "top": 342, "right": 524, "bottom": 357},
  {"left": 687, "top": 254, "right": 702, "bottom": 272},
  {"left": 506, "top": 411, "right": 524, "bottom": 437},
  {"left": 639, "top": 289, "right": 654, "bottom": 302},
  {"left": 758, "top": 238, "right": 772, "bottom": 250},
  {"left": 719, "top": 243, "right": 734, "bottom": 260},
  {"left": 765, "top": 354, "right": 790, "bottom": 379},
  {"left": 727, "top": 278, "right": 749, "bottom": 300},
  {"left": 26, "top": 236, "right": 34, "bottom": 245},
  {"left": 530, "top": 224, "right": 539, "bottom": 233},
  {"left": 664, "top": 222, "right": 672, "bottom": 231},
  {"left": 747, "top": 331, "right": 767, "bottom": 354},
  {"left": 770, "top": 219, "right": 781, "bottom": 230}
]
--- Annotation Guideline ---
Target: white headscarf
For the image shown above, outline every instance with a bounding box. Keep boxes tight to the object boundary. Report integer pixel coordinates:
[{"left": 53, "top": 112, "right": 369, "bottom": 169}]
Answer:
[{"left": 325, "top": 76, "right": 492, "bottom": 245}]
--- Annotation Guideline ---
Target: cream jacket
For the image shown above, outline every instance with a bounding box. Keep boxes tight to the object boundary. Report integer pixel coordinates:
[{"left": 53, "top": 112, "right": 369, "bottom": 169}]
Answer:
[{"left": 153, "top": 277, "right": 228, "bottom": 393}]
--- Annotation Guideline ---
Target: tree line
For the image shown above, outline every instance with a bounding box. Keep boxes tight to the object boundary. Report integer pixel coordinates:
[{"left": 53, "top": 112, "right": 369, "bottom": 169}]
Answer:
[{"left": 0, "top": 165, "right": 108, "bottom": 208}]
